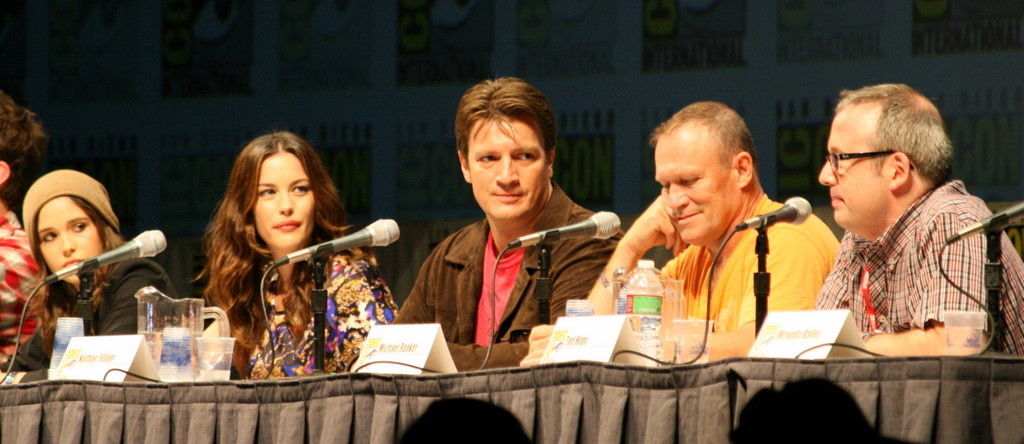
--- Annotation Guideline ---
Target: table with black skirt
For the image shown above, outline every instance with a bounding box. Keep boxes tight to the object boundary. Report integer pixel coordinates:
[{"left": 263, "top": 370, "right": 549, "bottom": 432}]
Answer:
[{"left": 0, "top": 356, "right": 1021, "bottom": 443}]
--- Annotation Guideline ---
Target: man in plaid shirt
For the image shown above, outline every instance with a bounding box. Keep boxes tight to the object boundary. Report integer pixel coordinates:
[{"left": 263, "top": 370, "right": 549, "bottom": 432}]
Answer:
[
  {"left": 816, "top": 83, "right": 1024, "bottom": 356},
  {"left": 0, "top": 91, "right": 46, "bottom": 361}
]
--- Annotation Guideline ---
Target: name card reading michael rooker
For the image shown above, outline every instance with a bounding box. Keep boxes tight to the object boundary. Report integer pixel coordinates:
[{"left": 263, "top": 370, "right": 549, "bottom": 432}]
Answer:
[{"left": 353, "top": 323, "right": 457, "bottom": 374}]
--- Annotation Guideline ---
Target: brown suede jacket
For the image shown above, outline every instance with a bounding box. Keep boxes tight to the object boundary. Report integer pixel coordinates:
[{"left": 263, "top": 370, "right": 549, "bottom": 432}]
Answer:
[{"left": 395, "top": 186, "right": 619, "bottom": 371}]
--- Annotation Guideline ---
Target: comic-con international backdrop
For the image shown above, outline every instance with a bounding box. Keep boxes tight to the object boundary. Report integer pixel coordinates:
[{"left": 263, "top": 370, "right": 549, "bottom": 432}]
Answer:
[{"left": 2, "top": 1, "right": 1023, "bottom": 298}]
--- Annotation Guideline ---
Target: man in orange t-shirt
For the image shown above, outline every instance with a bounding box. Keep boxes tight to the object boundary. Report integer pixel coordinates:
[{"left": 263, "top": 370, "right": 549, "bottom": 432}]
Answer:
[{"left": 523, "top": 102, "right": 838, "bottom": 364}]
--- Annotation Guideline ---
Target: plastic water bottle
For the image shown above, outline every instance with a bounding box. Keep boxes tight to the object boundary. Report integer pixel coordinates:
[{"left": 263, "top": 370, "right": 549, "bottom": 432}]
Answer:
[
  {"left": 565, "top": 299, "right": 594, "bottom": 317},
  {"left": 613, "top": 267, "right": 629, "bottom": 315},
  {"left": 49, "top": 317, "right": 84, "bottom": 379},
  {"left": 159, "top": 327, "right": 195, "bottom": 382},
  {"left": 623, "top": 260, "right": 664, "bottom": 360}
]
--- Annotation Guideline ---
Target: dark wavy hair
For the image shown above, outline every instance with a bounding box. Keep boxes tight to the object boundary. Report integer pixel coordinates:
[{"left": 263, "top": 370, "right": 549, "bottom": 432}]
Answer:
[
  {"left": 0, "top": 91, "right": 47, "bottom": 215},
  {"left": 200, "top": 130, "right": 373, "bottom": 377}
]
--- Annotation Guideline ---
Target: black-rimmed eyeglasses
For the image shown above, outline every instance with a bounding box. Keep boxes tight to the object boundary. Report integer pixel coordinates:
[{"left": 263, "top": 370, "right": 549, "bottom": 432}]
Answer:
[{"left": 825, "top": 150, "right": 895, "bottom": 173}]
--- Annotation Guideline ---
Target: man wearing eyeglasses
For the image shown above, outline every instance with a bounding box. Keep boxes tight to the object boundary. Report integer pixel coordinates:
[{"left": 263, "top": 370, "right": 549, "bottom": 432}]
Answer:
[{"left": 816, "top": 83, "right": 1024, "bottom": 356}]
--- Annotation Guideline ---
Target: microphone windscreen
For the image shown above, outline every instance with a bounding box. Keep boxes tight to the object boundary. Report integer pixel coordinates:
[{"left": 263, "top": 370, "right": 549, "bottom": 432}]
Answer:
[
  {"left": 367, "top": 219, "right": 400, "bottom": 247},
  {"left": 785, "top": 197, "right": 813, "bottom": 226},
  {"left": 138, "top": 230, "right": 167, "bottom": 257},
  {"left": 592, "top": 212, "right": 621, "bottom": 239}
]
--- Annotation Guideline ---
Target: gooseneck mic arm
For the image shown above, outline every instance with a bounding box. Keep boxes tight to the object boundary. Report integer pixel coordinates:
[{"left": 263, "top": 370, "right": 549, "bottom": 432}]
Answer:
[
  {"left": 274, "top": 219, "right": 399, "bottom": 267},
  {"left": 736, "top": 197, "right": 812, "bottom": 231},
  {"left": 508, "top": 212, "right": 620, "bottom": 249},
  {"left": 44, "top": 230, "right": 167, "bottom": 285},
  {"left": 946, "top": 201, "right": 1024, "bottom": 244}
]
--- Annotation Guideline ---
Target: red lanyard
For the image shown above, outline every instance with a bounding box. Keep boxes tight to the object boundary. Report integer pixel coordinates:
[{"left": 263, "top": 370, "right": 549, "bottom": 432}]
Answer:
[{"left": 860, "top": 265, "right": 881, "bottom": 334}]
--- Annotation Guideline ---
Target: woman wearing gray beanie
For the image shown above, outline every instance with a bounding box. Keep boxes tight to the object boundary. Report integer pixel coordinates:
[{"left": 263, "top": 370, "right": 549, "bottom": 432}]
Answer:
[{"left": 0, "top": 170, "right": 178, "bottom": 382}]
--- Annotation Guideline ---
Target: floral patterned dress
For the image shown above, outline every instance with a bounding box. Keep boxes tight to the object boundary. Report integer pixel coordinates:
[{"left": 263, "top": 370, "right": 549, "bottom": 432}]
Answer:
[{"left": 248, "top": 256, "right": 397, "bottom": 378}]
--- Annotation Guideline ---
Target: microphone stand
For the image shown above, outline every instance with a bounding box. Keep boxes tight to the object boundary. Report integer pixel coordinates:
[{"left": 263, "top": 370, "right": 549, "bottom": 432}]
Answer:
[
  {"left": 985, "top": 231, "right": 1003, "bottom": 348},
  {"left": 754, "top": 227, "right": 770, "bottom": 335},
  {"left": 77, "top": 273, "right": 95, "bottom": 335},
  {"left": 311, "top": 257, "right": 328, "bottom": 374},
  {"left": 536, "top": 244, "right": 552, "bottom": 324}
]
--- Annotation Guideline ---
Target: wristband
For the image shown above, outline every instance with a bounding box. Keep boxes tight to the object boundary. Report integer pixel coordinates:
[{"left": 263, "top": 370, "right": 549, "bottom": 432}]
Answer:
[{"left": 2, "top": 372, "right": 16, "bottom": 385}]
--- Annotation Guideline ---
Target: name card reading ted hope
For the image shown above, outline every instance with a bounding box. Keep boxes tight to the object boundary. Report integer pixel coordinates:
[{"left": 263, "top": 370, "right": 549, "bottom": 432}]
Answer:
[
  {"left": 55, "top": 335, "right": 159, "bottom": 382},
  {"left": 353, "top": 324, "right": 457, "bottom": 374},
  {"left": 748, "top": 310, "right": 870, "bottom": 359},
  {"left": 540, "top": 315, "right": 652, "bottom": 366}
]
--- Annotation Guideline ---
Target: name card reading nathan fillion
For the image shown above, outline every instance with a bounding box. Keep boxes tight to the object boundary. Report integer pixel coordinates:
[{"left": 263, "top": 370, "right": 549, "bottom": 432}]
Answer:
[
  {"left": 540, "top": 315, "right": 651, "bottom": 366},
  {"left": 353, "top": 324, "right": 457, "bottom": 374},
  {"left": 55, "top": 335, "right": 159, "bottom": 382},
  {"left": 748, "top": 310, "right": 870, "bottom": 359}
]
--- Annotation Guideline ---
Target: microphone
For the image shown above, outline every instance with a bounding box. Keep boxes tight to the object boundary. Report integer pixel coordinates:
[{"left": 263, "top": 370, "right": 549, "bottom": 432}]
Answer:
[
  {"left": 735, "top": 197, "right": 812, "bottom": 231},
  {"left": 507, "top": 211, "right": 620, "bottom": 249},
  {"left": 44, "top": 230, "right": 167, "bottom": 285},
  {"left": 273, "top": 219, "right": 400, "bottom": 266},
  {"left": 946, "top": 201, "right": 1024, "bottom": 245}
]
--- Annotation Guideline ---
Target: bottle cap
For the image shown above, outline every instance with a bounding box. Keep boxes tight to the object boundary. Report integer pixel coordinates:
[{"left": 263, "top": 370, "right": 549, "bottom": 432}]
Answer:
[{"left": 638, "top": 259, "right": 655, "bottom": 269}]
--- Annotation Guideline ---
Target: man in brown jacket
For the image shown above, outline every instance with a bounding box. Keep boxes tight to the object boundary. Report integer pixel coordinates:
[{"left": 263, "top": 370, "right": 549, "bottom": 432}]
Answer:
[{"left": 395, "top": 77, "right": 618, "bottom": 371}]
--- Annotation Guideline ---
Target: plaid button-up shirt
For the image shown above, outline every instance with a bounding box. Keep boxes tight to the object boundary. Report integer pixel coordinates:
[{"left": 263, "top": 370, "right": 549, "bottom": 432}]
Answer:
[
  {"left": 817, "top": 181, "right": 1024, "bottom": 355},
  {"left": 0, "top": 212, "right": 38, "bottom": 361}
]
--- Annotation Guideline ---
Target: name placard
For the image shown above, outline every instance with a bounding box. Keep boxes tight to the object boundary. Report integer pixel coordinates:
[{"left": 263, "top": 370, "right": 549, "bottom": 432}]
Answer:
[
  {"left": 55, "top": 335, "right": 159, "bottom": 382},
  {"left": 540, "top": 315, "right": 653, "bottom": 366},
  {"left": 353, "top": 324, "right": 457, "bottom": 374},
  {"left": 748, "top": 310, "right": 869, "bottom": 359}
]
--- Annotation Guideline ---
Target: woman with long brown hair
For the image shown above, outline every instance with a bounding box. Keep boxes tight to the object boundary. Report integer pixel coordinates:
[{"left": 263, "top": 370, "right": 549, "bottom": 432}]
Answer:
[
  {"left": 202, "top": 131, "right": 396, "bottom": 378},
  {"left": 1, "top": 170, "right": 178, "bottom": 382}
]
